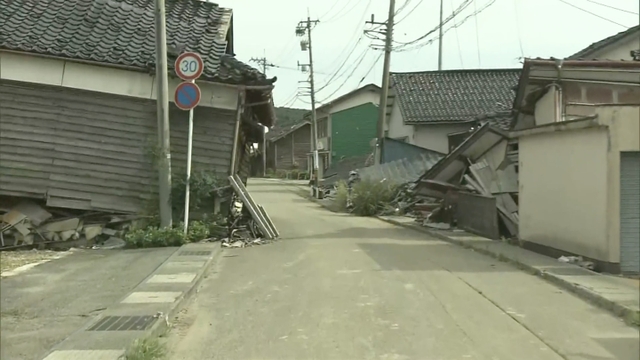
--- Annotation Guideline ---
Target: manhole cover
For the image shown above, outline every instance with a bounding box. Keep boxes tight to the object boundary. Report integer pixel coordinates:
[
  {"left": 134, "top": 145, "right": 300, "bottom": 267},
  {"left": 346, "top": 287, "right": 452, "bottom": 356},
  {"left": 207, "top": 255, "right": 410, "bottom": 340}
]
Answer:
[
  {"left": 179, "top": 251, "right": 212, "bottom": 256},
  {"left": 87, "top": 315, "right": 157, "bottom": 331}
]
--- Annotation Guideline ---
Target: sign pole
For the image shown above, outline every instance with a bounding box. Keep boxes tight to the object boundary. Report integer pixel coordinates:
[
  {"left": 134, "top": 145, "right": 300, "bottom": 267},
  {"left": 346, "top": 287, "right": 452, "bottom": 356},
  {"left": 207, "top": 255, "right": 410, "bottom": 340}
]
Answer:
[
  {"left": 174, "top": 52, "right": 204, "bottom": 236},
  {"left": 183, "top": 105, "right": 194, "bottom": 235}
]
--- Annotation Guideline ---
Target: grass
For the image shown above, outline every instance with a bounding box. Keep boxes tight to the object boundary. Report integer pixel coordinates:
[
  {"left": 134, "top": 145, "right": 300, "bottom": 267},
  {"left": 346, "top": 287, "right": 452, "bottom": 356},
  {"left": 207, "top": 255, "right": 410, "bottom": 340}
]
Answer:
[{"left": 123, "top": 338, "right": 166, "bottom": 360}]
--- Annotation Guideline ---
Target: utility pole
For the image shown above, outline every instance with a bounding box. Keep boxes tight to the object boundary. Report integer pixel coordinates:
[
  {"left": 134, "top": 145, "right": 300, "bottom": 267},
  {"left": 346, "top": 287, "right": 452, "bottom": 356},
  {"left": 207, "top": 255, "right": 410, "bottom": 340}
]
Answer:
[
  {"left": 366, "top": 0, "right": 395, "bottom": 165},
  {"left": 296, "top": 17, "right": 320, "bottom": 197},
  {"left": 250, "top": 55, "right": 275, "bottom": 178},
  {"left": 249, "top": 56, "right": 275, "bottom": 75},
  {"left": 438, "top": 0, "right": 444, "bottom": 70},
  {"left": 154, "top": 0, "right": 172, "bottom": 227}
]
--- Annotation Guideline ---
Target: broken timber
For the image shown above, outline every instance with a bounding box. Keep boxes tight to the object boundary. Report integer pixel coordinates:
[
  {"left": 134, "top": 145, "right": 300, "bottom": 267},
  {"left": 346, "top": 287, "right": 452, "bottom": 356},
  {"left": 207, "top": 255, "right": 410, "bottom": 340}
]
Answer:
[{"left": 228, "top": 175, "right": 279, "bottom": 240}]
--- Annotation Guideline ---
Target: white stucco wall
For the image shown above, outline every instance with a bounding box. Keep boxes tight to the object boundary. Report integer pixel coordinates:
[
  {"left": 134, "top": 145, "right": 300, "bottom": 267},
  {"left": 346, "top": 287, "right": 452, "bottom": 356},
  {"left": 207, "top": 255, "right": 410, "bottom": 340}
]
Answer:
[
  {"left": 413, "top": 123, "right": 475, "bottom": 154},
  {"left": 585, "top": 33, "right": 640, "bottom": 60},
  {"left": 0, "top": 52, "right": 238, "bottom": 110},
  {"left": 518, "top": 106, "right": 640, "bottom": 264},
  {"left": 386, "top": 101, "right": 414, "bottom": 141},
  {"left": 534, "top": 88, "right": 557, "bottom": 125},
  {"left": 318, "top": 89, "right": 379, "bottom": 115}
]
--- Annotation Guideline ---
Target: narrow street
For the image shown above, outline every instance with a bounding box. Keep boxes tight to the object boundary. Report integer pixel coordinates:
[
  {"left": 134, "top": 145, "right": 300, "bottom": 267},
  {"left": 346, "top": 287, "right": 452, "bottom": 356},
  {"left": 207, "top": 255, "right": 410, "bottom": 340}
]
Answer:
[{"left": 166, "top": 179, "right": 639, "bottom": 360}]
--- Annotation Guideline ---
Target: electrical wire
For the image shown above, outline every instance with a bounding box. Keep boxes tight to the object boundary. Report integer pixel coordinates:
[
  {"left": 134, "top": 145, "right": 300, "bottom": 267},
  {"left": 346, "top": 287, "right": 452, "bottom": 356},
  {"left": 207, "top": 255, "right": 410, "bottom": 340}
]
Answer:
[
  {"left": 512, "top": 0, "right": 525, "bottom": 59},
  {"left": 393, "top": 0, "right": 473, "bottom": 47},
  {"left": 316, "top": 44, "right": 369, "bottom": 92},
  {"left": 357, "top": 51, "right": 384, "bottom": 88},
  {"left": 318, "top": 48, "right": 371, "bottom": 103},
  {"left": 394, "top": 0, "right": 425, "bottom": 25},
  {"left": 394, "top": 0, "right": 496, "bottom": 52},
  {"left": 583, "top": 0, "right": 639, "bottom": 15},
  {"left": 557, "top": 0, "right": 630, "bottom": 28},
  {"left": 322, "top": 0, "right": 364, "bottom": 23},
  {"left": 316, "top": 0, "right": 343, "bottom": 19},
  {"left": 450, "top": 0, "right": 465, "bottom": 68},
  {"left": 473, "top": 0, "right": 481, "bottom": 66}
]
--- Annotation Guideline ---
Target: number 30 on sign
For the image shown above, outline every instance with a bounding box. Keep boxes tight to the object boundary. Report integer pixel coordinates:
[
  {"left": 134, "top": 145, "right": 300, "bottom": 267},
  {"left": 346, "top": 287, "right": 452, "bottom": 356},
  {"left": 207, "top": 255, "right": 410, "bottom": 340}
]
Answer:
[{"left": 175, "top": 52, "right": 204, "bottom": 81}]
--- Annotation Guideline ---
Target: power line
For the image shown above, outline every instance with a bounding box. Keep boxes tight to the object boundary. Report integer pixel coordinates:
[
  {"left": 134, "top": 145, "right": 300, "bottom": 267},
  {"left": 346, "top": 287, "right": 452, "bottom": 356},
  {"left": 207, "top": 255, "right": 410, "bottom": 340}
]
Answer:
[
  {"left": 394, "top": 0, "right": 496, "bottom": 52},
  {"left": 318, "top": 48, "right": 371, "bottom": 103},
  {"left": 322, "top": 0, "right": 363, "bottom": 23},
  {"left": 357, "top": 52, "right": 384, "bottom": 88},
  {"left": 450, "top": 0, "right": 464, "bottom": 68},
  {"left": 512, "top": 0, "right": 524, "bottom": 59},
  {"left": 473, "top": 0, "right": 481, "bottom": 66},
  {"left": 583, "top": 0, "right": 639, "bottom": 15},
  {"left": 395, "top": 0, "right": 425, "bottom": 25},
  {"left": 557, "top": 0, "right": 630, "bottom": 27},
  {"left": 393, "top": 0, "right": 473, "bottom": 47},
  {"left": 316, "top": 42, "right": 368, "bottom": 92}
]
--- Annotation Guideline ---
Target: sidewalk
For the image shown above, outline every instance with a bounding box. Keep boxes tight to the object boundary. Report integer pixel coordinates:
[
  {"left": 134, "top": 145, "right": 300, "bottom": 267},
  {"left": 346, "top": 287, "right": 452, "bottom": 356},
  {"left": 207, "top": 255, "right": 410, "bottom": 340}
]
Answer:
[
  {"left": 378, "top": 215, "right": 640, "bottom": 327},
  {"left": 39, "top": 242, "right": 220, "bottom": 360}
]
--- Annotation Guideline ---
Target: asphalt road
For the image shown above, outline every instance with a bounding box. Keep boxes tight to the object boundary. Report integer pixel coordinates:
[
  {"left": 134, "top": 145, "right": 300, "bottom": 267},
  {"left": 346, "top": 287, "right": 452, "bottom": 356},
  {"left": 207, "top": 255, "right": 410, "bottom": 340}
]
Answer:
[
  {"left": 166, "top": 179, "right": 639, "bottom": 360},
  {"left": 0, "top": 247, "right": 176, "bottom": 360}
]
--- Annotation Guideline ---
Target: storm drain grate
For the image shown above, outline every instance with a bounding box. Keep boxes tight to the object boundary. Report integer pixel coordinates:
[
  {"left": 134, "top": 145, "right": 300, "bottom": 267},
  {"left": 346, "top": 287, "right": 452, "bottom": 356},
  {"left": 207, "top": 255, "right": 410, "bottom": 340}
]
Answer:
[
  {"left": 87, "top": 315, "right": 157, "bottom": 331},
  {"left": 179, "top": 251, "right": 212, "bottom": 256}
]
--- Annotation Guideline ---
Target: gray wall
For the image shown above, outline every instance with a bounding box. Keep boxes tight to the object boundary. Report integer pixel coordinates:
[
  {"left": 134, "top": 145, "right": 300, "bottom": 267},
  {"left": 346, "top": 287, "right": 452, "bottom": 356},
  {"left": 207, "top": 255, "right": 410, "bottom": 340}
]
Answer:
[
  {"left": 456, "top": 192, "right": 499, "bottom": 240},
  {"left": 0, "top": 81, "right": 236, "bottom": 213}
]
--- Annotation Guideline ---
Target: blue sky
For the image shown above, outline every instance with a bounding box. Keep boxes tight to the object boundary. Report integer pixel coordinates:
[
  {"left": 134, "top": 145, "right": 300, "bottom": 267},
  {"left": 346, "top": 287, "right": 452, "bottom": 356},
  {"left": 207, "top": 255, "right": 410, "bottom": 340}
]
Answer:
[{"left": 218, "top": 0, "right": 639, "bottom": 109}]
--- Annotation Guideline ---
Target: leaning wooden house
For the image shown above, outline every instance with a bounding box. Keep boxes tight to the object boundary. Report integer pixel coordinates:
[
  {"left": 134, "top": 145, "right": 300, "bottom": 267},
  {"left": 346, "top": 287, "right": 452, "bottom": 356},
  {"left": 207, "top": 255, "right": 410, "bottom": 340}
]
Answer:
[{"left": 0, "top": 0, "right": 275, "bottom": 213}]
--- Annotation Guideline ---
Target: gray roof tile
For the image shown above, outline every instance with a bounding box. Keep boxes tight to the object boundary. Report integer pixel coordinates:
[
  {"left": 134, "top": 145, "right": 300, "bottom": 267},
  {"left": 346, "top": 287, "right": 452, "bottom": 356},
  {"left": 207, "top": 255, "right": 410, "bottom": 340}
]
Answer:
[
  {"left": 390, "top": 69, "right": 520, "bottom": 124},
  {"left": 476, "top": 111, "right": 514, "bottom": 131},
  {"left": 0, "top": 0, "right": 271, "bottom": 85}
]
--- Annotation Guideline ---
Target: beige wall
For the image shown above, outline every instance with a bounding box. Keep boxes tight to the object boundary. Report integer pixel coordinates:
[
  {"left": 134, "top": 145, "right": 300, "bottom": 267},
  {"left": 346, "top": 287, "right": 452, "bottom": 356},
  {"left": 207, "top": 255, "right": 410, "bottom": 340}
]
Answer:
[
  {"left": 0, "top": 52, "right": 239, "bottom": 110},
  {"left": 413, "top": 123, "right": 474, "bottom": 153},
  {"left": 519, "top": 106, "right": 640, "bottom": 264},
  {"left": 386, "top": 98, "right": 473, "bottom": 153},
  {"left": 534, "top": 88, "right": 557, "bottom": 125},
  {"left": 327, "top": 90, "right": 379, "bottom": 113},
  {"left": 519, "top": 126, "right": 610, "bottom": 261},
  {"left": 586, "top": 33, "right": 640, "bottom": 60}
]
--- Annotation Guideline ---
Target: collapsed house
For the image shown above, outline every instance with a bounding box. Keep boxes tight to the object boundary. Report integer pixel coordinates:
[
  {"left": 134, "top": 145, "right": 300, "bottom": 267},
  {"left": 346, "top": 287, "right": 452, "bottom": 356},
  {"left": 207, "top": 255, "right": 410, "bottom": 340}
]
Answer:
[{"left": 0, "top": 0, "right": 277, "bottom": 248}]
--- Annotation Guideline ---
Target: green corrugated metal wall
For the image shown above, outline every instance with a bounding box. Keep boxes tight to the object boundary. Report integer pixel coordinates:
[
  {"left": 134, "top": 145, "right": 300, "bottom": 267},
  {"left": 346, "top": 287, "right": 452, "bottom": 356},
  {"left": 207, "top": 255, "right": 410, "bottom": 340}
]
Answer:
[{"left": 330, "top": 103, "right": 377, "bottom": 162}]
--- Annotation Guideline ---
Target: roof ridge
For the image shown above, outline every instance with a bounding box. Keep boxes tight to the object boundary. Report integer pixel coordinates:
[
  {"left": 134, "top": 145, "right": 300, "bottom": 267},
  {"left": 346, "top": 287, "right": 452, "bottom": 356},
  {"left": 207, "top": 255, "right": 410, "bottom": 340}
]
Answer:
[{"left": 390, "top": 68, "right": 521, "bottom": 75}]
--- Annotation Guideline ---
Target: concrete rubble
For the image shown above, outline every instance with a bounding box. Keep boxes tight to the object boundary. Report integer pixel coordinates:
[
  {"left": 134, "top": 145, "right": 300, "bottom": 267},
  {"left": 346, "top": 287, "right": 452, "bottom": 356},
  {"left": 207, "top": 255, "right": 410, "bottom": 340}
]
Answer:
[{"left": 1, "top": 199, "right": 133, "bottom": 251}]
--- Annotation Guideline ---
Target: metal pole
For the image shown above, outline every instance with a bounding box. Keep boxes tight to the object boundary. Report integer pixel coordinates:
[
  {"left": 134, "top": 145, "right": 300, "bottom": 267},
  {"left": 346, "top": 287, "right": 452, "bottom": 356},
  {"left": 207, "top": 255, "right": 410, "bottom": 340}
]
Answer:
[
  {"left": 307, "top": 17, "right": 320, "bottom": 198},
  {"left": 183, "top": 106, "right": 194, "bottom": 235},
  {"left": 262, "top": 126, "right": 267, "bottom": 177},
  {"left": 374, "top": 0, "right": 396, "bottom": 166},
  {"left": 438, "top": 0, "right": 444, "bottom": 70},
  {"left": 154, "top": 0, "right": 172, "bottom": 228}
]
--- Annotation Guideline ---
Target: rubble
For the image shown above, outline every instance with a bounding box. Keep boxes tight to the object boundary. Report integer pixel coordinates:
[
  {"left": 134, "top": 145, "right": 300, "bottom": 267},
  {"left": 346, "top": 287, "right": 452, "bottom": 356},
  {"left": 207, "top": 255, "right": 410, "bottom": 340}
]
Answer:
[{"left": 1, "top": 199, "right": 138, "bottom": 251}]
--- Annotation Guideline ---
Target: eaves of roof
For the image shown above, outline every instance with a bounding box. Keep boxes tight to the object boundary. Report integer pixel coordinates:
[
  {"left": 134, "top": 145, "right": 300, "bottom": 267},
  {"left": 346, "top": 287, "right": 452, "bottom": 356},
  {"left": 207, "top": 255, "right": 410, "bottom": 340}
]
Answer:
[{"left": 567, "top": 25, "right": 640, "bottom": 60}]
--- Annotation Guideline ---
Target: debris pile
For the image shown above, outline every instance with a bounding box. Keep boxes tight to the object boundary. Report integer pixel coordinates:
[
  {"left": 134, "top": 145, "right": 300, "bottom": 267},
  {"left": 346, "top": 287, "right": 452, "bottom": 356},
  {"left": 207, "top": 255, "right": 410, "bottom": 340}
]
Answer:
[
  {"left": 222, "top": 175, "right": 279, "bottom": 248},
  {"left": 1, "top": 200, "right": 130, "bottom": 250}
]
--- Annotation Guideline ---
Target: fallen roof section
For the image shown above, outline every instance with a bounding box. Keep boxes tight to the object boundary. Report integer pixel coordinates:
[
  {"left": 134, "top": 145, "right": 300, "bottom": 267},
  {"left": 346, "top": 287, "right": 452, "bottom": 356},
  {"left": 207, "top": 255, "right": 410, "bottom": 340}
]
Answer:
[
  {"left": 266, "top": 121, "right": 310, "bottom": 142},
  {"left": 417, "top": 123, "right": 509, "bottom": 184}
]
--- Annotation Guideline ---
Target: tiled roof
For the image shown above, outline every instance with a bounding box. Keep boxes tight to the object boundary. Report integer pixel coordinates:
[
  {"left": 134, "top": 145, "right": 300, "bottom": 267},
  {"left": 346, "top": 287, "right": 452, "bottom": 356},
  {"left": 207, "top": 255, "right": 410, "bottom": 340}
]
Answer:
[
  {"left": 568, "top": 25, "right": 640, "bottom": 60},
  {"left": 0, "top": 0, "right": 271, "bottom": 85},
  {"left": 476, "top": 111, "right": 513, "bottom": 131},
  {"left": 390, "top": 69, "right": 520, "bottom": 124}
]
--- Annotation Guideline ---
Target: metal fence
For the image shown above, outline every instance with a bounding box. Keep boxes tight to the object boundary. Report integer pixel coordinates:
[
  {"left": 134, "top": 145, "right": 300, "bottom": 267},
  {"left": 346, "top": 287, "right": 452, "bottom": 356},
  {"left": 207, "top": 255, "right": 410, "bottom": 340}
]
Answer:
[{"left": 357, "top": 152, "right": 443, "bottom": 185}]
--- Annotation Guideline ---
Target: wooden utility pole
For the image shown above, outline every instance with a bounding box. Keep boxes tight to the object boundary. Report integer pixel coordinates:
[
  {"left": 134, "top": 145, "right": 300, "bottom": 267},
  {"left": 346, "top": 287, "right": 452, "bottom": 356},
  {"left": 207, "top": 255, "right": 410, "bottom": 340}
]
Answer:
[
  {"left": 438, "top": 0, "right": 444, "bottom": 70},
  {"left": 296, "top": 17, "right": 320, "bottom": 197},
  {"left": 366, "top": 0, "right": 396, "bottom": 165},
  {"left": 250, "top": 55, "right": 275, "bottom": 177},
  {"left": 154, "top": 0, "right": 172, "bottom": 227}
]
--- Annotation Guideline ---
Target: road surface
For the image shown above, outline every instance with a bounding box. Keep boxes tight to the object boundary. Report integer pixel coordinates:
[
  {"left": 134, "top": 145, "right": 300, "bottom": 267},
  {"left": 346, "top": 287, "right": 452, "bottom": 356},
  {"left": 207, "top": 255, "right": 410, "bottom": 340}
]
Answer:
[{"left": 166, "top": 179, "right": 639, "bottom": 360}]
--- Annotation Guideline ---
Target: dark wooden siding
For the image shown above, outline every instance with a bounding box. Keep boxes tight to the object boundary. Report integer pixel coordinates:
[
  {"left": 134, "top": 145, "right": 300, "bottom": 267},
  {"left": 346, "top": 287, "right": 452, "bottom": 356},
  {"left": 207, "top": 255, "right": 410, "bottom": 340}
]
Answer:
[
  {"left": 271, "top": 124, "right": 310, "bottom": 171},
  {"left": 0, "top": 81, "right": 235, "bottom": 213}
]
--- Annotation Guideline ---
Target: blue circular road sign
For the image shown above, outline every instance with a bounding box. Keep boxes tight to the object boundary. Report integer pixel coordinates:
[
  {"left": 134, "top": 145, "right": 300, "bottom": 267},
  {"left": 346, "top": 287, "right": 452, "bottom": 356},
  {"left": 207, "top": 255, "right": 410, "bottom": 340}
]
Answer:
[{"left": 174, "top": 82, "right": 201, "bottom": 111}]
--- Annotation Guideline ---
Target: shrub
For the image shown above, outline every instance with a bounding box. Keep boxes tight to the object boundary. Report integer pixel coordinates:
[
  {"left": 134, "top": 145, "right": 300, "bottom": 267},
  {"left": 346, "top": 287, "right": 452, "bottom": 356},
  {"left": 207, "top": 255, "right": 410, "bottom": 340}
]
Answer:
[
  {"left": 124, "top": 226, "right": 186, "bottom": 248},
  {"left": 351, "top": 179, "right": 397, "bottom": 216},
  {"left": 186, "top": 221, "right": 210, "bottom": 242},
  {"left": 334, "top": 180, "right": 349, "bottom": 211}
]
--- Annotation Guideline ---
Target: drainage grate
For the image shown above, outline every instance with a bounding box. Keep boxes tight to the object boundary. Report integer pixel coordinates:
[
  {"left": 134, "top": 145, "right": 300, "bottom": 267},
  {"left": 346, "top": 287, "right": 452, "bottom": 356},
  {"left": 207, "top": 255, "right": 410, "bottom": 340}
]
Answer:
[
  {"left": 179, "top": 250, "right": 212, "bottom": 256},
  {"left": 87, "top": 315, "right": 157, "bottom": 331}
]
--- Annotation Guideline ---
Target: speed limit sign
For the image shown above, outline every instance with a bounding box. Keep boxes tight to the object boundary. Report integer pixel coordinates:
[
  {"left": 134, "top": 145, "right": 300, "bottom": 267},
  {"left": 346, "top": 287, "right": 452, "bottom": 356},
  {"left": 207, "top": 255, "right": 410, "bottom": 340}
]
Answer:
[{"left": 175, "top": 52, "right": 204, "bottom": 81}]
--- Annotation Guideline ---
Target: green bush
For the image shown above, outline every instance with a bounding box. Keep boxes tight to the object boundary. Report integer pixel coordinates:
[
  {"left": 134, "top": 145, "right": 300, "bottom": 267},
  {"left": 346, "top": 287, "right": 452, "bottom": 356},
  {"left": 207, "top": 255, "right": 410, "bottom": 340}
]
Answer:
[
  {"left": 334, "top": 180, "right": 349, "bottom": 211},
  {"left": 171, "top": 170, "right": 220, "bottom": 219},
  {"left": 275, "top": 169, "right": 287, "bottom": 179},
  {"left": 124, "top": 226, "right": 186, "bottom": 248},
  {"left": 351, "top": 179, "right": 397, "bottom": 216},
  {"left": 123, "top": 216, "right": 227, "bottom": 248}
]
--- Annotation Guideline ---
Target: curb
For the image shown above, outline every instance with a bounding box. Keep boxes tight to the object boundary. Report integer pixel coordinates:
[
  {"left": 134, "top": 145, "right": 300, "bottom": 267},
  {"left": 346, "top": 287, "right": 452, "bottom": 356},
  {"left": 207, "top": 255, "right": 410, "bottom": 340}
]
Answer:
[
  {"left": 39, "top": 242, "right": 222, "bottom": 360},
  {"left": 134, "top": 241, "right": 222, "bottom": 341},
  {"left": 376, "top": 216, "right": 640, "bottom": 328}
]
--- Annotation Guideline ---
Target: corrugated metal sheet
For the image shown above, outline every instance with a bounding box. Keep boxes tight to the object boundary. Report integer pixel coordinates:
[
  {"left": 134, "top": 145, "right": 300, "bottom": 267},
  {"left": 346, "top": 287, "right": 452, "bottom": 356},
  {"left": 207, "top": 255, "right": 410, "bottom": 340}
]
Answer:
[
  {"left": 381, "top": 137, "right": 444, "bottom": 164},
  {"left": 0, "top": 81, "right": 236, "bottom": 213},
  {"left": 620, "top": 151, "right": 640, "bottom": 274}
]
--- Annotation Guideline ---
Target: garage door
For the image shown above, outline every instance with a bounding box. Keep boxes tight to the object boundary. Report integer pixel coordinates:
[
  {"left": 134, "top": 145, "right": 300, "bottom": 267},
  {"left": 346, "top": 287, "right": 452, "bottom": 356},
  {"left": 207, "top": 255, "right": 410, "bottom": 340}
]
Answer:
[{"left": 620, "top": 152, "right": 640, "bottom": 274}]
